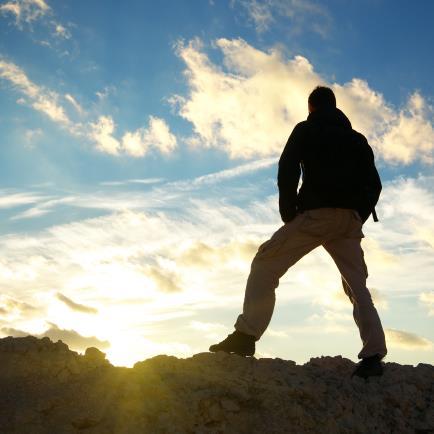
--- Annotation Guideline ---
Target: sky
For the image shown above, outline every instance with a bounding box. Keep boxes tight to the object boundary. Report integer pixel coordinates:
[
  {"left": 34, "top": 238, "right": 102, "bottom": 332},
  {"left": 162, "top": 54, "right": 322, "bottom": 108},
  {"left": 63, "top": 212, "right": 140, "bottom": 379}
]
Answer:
[{"left": 0, "top": 0, "right": 433, "bottom": 367}]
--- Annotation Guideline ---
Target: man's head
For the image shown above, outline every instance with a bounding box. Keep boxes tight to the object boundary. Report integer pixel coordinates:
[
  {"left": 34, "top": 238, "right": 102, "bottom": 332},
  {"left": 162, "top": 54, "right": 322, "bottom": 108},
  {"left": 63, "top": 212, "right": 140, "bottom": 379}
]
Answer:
[{"left": 308, "top": 86, "right": 336, "bottom": 113}]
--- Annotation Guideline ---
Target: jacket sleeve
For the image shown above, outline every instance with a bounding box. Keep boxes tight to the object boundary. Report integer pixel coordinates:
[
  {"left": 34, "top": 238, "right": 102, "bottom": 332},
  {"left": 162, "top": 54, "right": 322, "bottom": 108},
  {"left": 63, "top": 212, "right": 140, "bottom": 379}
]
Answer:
[{"left": 278, "top": 123, "right": 304, "bottom": 223}]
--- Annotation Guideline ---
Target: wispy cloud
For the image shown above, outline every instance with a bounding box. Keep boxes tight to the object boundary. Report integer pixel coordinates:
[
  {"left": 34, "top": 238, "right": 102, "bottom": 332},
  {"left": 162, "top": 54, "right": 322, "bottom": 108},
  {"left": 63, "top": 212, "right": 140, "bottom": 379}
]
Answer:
[
  {"left": 233, "top": 0, "right": 331, "bottom": 37},
  {"left": 0, "top": 295, "right": 37, "bottom": 316},
  {"left": 0, "top": 0, "right": 49, "bottom": 26},
  {"left": 146, "top": 266, "right": 182, "bottom": 293},
  {"left": 1, "top": 175, "right": 434, "bottom": 363},
  {"left": 23, "top": 127, "right": 43, "bottom": 147},
  {"left": 178, "top": 239, "right": 258, "bottom": 269},
  {"left": 0, "top": 58, "right": 72, "bottom": 126},
  {"left": 0, "top": 0, "right": 72, "bottom": 48},
  {"left": 95, "top": 85, "right": 116, "bottom": 101},
  {"left": 10, "top": 196, "right": 76, "bottom": 220},
  {"left": 0, "top": 190, "right": 49, "bottom": 208},
  {"left": 99, "top": 178, "right": 164, "bottom": 187}
]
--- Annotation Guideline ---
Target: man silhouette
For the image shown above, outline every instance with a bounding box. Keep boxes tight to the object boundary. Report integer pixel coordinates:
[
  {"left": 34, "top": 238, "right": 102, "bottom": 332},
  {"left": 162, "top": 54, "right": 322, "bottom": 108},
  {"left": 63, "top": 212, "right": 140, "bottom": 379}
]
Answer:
[{"left": 209, "top": 86, "right": 387, "bottom": 379}]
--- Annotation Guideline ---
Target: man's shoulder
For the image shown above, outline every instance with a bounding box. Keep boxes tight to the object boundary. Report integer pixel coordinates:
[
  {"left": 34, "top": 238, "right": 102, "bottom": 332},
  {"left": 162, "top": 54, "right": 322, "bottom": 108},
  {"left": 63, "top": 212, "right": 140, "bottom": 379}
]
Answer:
[
  {"left": 351, "top": 129, "right": 367, "bottom": 141},
  {"left": 294, "top": 120, "right": 309, "bottom": 130},
  {"left": 290, "top": 120, "right": 309, "bottom": 136},
  {"left": 350, "top": 130, "right": 373, "bottom": 151}
]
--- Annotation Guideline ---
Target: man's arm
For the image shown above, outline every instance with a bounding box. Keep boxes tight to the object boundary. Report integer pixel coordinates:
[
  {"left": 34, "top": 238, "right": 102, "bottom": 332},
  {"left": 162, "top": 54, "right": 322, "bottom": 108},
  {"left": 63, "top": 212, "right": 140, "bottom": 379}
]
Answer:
[
  {"left": 277, "top": 123, "right": 304, "bottom": 223},
  {"left": 358, "top": 135, "right": 382, "bottom": 223}
]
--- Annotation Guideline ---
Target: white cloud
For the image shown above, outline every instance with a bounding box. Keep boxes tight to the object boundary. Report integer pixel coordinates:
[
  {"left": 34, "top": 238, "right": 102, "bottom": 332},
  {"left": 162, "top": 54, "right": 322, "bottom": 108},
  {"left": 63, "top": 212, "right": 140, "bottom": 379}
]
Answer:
[
  {"left": 90, "top": 115, "right": 177, "bottom": 157},
  {"left": 89, "top": 115, "right": 121, "bottom": 155},
  {"left": 121, "top": 116, "right": 177, "bottom": 157},
  {"left": 0, "top": 58, "right": 71, "bottom": 126},
  {"left": 0, "top": 0, "right": 49, "bottom": 26},
  {"left": 173, "top": 38, "right": 434, "bottom": 164},
  {"left": 385, "top": 328, "right": 432, "bottom": 350},
  {"left": 172, "top": 38, "right": 318, "bottom": 158},
  {"left": 376, "top": 93, "right": 434, "bottom": 165},
  {"left": 334, "top": 82, "right": 434, "bottom": 165},
  {"left": 0, "top": 59, "right": 176, "bottom": 157},
  {"left": 0, "top": 190, "right": 49, "bottom": 208},
  {"left": 0, "top": 0, "right": 72, "bottom": 46}
]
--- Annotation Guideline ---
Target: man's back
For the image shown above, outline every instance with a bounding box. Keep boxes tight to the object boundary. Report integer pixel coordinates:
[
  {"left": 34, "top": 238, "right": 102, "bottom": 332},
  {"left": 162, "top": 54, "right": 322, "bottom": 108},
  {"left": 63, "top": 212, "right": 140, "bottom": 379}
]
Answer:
[{"left": 278, "top": 106, "right": 381, "bottom": 223}]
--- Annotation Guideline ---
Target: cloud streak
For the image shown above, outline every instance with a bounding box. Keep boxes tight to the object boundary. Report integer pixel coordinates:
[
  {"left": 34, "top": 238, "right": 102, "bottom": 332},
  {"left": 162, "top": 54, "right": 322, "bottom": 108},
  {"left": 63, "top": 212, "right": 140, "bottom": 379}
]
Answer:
[{"left": 56, "top": 293, "right": 98, "bottom": 314}]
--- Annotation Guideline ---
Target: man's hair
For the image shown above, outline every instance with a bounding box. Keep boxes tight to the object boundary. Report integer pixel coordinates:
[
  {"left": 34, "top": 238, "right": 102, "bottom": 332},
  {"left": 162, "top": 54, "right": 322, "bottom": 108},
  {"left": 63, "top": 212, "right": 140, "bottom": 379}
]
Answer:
[{"left": 308, "top": 86, "right": 336, "bottom": 110}]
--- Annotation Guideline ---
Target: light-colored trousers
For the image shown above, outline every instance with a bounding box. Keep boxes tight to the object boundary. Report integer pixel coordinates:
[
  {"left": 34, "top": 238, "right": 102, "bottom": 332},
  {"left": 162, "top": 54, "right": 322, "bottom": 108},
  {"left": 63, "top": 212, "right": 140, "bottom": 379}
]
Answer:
[{"left": 234, "top": 208, "right": 387, "bottom": 359}]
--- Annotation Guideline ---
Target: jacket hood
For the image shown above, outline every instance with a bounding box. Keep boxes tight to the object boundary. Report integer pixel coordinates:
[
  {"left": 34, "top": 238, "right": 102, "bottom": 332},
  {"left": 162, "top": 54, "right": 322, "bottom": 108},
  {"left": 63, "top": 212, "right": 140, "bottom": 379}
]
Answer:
[{"left": 307, "top": 107, "right": 352, "bottom": 130}]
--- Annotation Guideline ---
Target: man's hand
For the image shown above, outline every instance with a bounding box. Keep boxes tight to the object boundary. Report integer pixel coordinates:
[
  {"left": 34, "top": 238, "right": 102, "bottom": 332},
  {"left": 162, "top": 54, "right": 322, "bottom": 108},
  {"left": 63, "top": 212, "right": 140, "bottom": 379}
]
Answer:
[{"left": 280, "top": 208, "right": 297, "bottom": 224}]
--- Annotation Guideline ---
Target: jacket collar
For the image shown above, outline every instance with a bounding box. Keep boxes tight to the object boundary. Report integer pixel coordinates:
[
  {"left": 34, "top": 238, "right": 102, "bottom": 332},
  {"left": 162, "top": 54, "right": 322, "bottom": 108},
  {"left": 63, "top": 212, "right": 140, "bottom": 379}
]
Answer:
[{"left": 307, "top": 107, "right": 352, "bottom": 129}]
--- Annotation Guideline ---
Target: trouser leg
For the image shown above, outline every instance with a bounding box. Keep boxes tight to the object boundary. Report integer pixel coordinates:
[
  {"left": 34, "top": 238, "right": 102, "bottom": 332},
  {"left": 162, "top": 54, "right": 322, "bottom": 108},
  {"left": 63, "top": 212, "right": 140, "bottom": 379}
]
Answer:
[
  {"left": 341, "top": 277, "right": 360, "bottom": 328},
  {"left": 323, "top": 238, "right": 387, "bottom": 359},
  {"left": 235, "top": 218, "right": 320, "bottom": 340}
]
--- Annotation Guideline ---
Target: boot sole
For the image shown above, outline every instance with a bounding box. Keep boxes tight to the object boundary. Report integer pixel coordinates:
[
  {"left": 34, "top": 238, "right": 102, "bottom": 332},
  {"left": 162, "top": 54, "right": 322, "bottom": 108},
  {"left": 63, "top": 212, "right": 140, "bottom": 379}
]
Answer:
[{"left": 209, "top": 348, "right": 255, "bottom": 357}]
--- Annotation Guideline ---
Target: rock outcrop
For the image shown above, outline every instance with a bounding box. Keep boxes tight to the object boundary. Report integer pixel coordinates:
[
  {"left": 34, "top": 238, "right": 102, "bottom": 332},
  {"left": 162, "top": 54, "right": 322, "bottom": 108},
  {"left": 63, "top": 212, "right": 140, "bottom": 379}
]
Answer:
[{"left": 0, "top": 336, "right": 433, "bottom": 433}]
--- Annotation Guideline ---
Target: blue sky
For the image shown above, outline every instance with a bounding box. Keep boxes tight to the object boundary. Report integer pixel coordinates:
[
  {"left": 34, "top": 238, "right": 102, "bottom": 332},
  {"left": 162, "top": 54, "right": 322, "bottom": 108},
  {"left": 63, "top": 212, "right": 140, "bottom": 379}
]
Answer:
[{"left": 0, "top": 0, "right": 433, "bottom": 366}]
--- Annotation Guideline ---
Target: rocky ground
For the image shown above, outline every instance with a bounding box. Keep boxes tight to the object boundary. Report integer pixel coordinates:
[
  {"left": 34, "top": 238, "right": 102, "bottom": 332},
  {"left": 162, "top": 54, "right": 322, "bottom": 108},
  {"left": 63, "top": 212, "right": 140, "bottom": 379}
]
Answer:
[{"left": 0, "top": 336, "right": 433, "bottom": 433}]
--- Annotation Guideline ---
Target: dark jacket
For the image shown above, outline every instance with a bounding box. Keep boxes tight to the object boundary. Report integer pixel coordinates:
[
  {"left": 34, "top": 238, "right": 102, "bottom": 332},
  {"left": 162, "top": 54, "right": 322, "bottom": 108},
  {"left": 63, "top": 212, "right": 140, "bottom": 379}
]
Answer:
[{"left": 278, "top": 107, "right": 382, "bottom": 223}]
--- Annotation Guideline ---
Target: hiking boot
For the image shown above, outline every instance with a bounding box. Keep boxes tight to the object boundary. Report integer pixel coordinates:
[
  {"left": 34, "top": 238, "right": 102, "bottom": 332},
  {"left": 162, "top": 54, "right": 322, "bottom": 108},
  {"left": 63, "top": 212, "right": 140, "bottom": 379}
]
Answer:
[
  {"left": 209, "top": 330, "right": 256, "bottom": 357},
  {"left": 352, "top": 354, "right": 384, "bottom": 379}
]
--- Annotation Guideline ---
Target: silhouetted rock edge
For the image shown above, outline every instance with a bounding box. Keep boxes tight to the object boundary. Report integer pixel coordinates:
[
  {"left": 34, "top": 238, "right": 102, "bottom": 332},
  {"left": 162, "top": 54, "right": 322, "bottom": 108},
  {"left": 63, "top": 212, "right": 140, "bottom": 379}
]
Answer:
[{"left": 0, "top": 336, "right": 433, "bottom": 433}]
